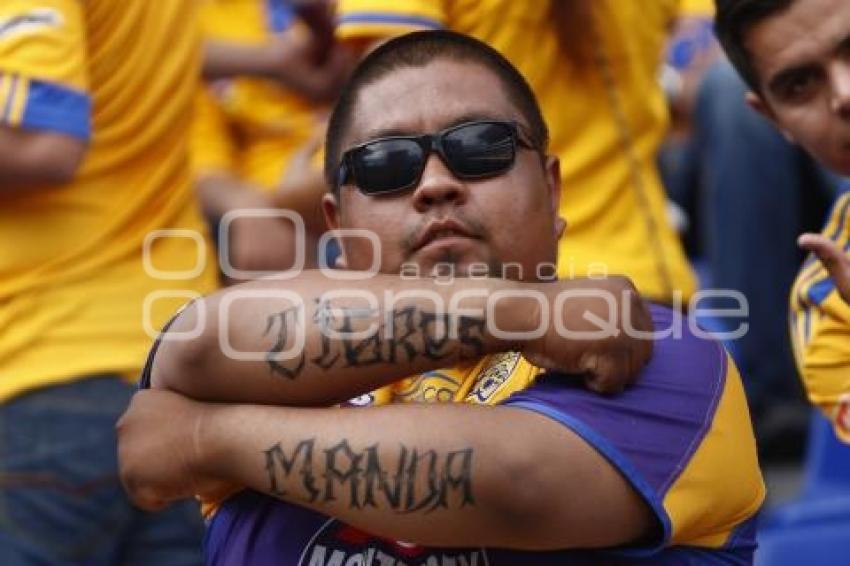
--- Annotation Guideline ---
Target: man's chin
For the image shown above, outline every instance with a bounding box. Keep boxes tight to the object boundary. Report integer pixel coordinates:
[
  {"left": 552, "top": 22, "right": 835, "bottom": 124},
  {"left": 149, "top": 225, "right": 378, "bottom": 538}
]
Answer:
[{"left": 401, "top": 256, "right": 501, "bottom": 279}]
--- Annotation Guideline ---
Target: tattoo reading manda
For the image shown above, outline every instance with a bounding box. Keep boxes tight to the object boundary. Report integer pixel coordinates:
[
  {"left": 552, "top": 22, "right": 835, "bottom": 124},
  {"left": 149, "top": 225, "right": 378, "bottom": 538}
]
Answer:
[
  {"left": 264, "top": 299, "right": 486, "bottom": 380},
  {"left": 263, "top": 439, "right": 475, "bottom": 514}
]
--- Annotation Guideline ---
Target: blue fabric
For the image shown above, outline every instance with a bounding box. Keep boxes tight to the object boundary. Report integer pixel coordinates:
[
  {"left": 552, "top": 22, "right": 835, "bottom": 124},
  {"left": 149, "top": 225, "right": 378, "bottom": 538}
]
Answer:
[
  {"left": 501, "top": 305, "right": 732, "bottom": 558},
  {"left": 265, "top": 0, "right": 295, "bottom": 33},
  {"left": 0, "top": 376, "right": 203, "bottom": 566},
  {"left": 505, "top": 399, "right": 672, "bottom": 558},
  {"left": 20, "top": 79, "right": 91, "bottom": 140},
  {"left": 337, "top": 12, "right": 443, "bottom": 30},
  {"left": 756, "top": 414, "right": 850, "bottom": 566},
  {"left": 807, "top": 278, "right": 837, "bottom": 306}
]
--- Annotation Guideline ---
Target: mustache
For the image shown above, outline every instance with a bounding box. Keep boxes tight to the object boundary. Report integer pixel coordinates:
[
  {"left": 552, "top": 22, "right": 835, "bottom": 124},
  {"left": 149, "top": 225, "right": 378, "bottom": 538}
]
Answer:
[{"left": 401, "top": 213, "right": 489, "bottom": 254}]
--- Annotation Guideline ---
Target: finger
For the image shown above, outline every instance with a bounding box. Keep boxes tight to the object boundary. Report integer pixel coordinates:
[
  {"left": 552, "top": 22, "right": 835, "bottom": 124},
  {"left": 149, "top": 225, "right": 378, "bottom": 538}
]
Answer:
[
  {"left": 582, "top": 352, "right": 629, "bottom": 395},
  {"left": 799, "top": 233, "right": 850, "bottom": 302}
]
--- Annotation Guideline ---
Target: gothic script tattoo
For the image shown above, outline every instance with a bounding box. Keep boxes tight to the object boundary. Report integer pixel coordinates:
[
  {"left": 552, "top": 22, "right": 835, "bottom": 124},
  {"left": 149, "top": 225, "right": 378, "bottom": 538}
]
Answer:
[
  {"left": 263, "top": 439, "right": 475, "bottom": 514},
  {"left": 264, "top": 298, "right": 486, "bottom": 380}
]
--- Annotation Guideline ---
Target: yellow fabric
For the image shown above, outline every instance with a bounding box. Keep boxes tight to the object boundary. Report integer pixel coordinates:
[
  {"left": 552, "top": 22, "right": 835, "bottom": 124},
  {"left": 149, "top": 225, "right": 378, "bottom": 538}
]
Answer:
[
  {"left": 193, "top": 0, "right": 323, "bottom": 191},
  {"left": 680, "top": 0, "right": 716, "bottom": 17},
  {"left": 336, "top": 0, "right": 697, "bottom": 303},
  {"left": 0, "top": 0, "right": 88, "bottom": 91},
  {"left": 790, "top": 192, "right": 850, "bottom": 443},
  {"left": 663, "top": 354, "right": 765, "bottom": 547},
  {"left": 0, "top": 0, "right": 218, "bottom": 401},
  {"left": 382, "top": 351, "right": 541, "bottom": 405}
]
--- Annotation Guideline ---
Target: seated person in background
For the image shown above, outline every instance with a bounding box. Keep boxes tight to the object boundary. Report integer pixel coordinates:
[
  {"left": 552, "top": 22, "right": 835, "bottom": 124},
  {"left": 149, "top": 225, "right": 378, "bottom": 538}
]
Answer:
[
  {"left": 715, "top": 0, "right": 850, "bottom": 442},
  {"left": 118, "top": 31, "right": 764, "bottom": 565},
  {"left": 195, "top": 0, "right": 354, "bottom": 278}
]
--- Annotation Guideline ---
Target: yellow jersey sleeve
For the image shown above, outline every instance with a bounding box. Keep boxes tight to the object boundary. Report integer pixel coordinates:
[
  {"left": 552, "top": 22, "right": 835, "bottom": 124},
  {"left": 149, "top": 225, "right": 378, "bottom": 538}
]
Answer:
[
  {"left": 0, "top": 0, "right": 90, "bottom": 138},
  {"left": 791, "top": 192, "right": 850, "bottom": 443},
  {"left": 680, "top": 0, "right": 715, "bottom": 17},
  {"left": 191, "top": 87, "right": 237, "bottom": 178},
  {"left": 336, "top": 0, "right": 446, "bottom": 43}
]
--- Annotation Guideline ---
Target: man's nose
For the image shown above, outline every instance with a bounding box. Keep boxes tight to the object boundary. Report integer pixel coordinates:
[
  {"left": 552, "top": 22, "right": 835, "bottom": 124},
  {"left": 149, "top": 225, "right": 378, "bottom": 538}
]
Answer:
[
  {"left": 829, "top": 60, "right": 850, "bottom": 119},
  {"left": 411, "top": 153, "right": 469, "bottom": 212}
]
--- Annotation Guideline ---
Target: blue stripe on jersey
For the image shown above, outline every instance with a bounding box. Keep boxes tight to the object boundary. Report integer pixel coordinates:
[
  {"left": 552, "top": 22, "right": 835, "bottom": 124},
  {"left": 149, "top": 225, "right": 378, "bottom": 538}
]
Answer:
[
  {"left": 808, "top": 277, "right": 837, "bottom": 306},
  {"left": 21, "top": 79, "right": 91, "bottom": 139},
  {"left": 266, "top": 0, "right": 295, "bottom": 33},
  {"left": 337, "top": 12, "right": 444, "bottom": 30},
  {"left": 828, "top": 193, "right": 850, "bottom": 242},
  {"left": 2, "top": 74, "right": 18, "bottom": 122}
]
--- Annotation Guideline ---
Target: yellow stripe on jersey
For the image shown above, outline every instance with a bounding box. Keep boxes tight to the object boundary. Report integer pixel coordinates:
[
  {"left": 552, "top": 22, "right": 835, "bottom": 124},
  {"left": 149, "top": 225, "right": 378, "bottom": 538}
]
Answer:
[
  {"left": 663, "top": 355, "right": 765, "bottom": 547},
  {"left": 7, "top": 74, "right": 28, "bottom": 125},
  {"left": 0, "top": 73, "right": 13, "bottom": 121}
]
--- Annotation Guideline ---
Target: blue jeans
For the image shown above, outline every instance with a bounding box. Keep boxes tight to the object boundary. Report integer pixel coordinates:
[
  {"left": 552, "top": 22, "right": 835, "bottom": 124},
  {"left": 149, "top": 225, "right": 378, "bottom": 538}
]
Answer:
[
  {"left": 0, "top": 376, "right": 203, "bottom": 565},
  {"left": 695, "top": 61, "right": 842, "bottom": 415}
]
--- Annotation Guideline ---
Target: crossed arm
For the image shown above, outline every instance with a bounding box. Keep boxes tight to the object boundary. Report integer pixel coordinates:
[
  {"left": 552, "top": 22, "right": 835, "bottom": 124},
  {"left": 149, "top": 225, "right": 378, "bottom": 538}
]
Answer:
[
  {"left": 120, "top": 391, "right": 655, "bottom": 550},
  {"left": 151, "top": 272, "right": 652, "bottom": 404},
  {"left": 121, "top": 273, "right": 657, "bottom": 549}
]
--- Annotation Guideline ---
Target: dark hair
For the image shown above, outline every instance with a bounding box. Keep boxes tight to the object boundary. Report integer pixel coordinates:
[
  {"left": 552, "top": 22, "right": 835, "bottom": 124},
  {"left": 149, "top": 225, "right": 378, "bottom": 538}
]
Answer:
[
  {"left": 714, "top": 0, "right": 796, "bottom": 92},
  {"left": 324, "top": 30, "right": 549, "bottom": 191}
]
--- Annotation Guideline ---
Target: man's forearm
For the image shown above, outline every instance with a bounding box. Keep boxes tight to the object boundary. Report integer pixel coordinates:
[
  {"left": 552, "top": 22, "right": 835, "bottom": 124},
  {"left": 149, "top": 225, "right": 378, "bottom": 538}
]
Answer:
[
  {"left": 197, "top": 401, "right": 648, "bottom": 549},
  {"left": 154, "top": 273, "right": 538, "bottom": 405},
  {"left": 203, "top": 38, "right": 344, "bottom": 102},
  {"left": 203, "top": 41, "right": 281, "bottom": 81}
]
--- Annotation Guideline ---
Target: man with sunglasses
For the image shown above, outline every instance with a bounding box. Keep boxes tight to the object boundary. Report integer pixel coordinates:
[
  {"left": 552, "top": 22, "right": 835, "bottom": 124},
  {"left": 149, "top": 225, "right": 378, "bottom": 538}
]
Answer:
[{"left": 118, "top": 31, "right": 763, "bottom": 564}]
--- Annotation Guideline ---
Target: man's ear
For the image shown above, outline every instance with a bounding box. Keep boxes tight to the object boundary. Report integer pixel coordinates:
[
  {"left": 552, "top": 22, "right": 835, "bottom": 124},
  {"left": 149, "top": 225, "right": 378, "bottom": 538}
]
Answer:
[
  {"left": 544, "top": 155, "right": 567, "bottom": 240},
  {"left": 321, "top": 192, "right": 349, "bottom": 269},
  {"left": 746, "top": 90, "right": 797, "bottom": 143},
  {"left": 321, "top": 192, "right": 340, "bottom": 231}
]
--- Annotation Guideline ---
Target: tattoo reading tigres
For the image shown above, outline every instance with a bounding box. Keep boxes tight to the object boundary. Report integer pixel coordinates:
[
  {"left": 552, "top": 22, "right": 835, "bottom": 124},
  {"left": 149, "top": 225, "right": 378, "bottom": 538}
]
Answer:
[
  {"left": 263, "top": 299, "right": 486, "bottom": 380},
  {"left": 263, "top": 439, "right": 475, "bottom": 513}
]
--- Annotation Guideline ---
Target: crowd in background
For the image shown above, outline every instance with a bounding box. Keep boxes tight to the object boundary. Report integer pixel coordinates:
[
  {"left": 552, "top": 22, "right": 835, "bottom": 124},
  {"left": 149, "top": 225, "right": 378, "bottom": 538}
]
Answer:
[{"left": 0, "top": 0, "right": 847, "bottom": 564}]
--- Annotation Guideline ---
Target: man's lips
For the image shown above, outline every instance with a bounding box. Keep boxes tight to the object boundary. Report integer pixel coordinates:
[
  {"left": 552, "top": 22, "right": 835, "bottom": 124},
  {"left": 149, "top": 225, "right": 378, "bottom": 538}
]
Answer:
[{"left": 412, "top": 219, "right": 478, "bottom": 252}]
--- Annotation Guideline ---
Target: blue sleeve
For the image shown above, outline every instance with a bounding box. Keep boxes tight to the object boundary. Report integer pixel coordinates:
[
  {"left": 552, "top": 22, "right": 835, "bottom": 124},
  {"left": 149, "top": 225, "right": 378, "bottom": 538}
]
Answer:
[
  {"left": 500, "top": 306, "right": 728, "bottom": 557},
  {"left": 19, "top": 78, "right": 91, "bottom": 139}
]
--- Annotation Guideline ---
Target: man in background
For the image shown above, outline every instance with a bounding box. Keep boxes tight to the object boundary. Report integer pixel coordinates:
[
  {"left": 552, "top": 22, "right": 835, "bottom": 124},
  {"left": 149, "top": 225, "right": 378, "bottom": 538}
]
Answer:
[
  {"left": 715, "top": 0, "right": 850, "bottom": 442},
  {"left": 0, "top": 1, "right": 216, "bottom": 563}
]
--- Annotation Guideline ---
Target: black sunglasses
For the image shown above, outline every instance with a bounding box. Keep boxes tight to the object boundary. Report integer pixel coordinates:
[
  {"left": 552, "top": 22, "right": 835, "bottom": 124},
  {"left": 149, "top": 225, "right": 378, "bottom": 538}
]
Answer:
[{"left": 336, "top": 120, "right": 536, "bottom": 196}]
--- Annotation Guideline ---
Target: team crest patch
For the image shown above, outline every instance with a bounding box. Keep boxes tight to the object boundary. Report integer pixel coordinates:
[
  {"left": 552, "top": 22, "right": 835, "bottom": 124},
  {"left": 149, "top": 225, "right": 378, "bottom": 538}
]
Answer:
[
  {"left": 298, "top": 520, "right": 489, "bottom": 566},
  {"left": 393, "top": 371, "right": 463, "bottom": 403},
  {"left": 0, "top": 9, "right": 63, "bottom": 40},
  {"left": 468, "top": 352, "right": 522, "bottom": 404}
]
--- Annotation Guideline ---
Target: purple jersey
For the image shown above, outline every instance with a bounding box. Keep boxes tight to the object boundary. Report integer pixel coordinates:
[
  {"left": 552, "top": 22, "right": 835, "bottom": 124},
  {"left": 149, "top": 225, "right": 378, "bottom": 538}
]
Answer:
[{"left": 188, "top": 306, "right": 763, "bottom": 564}]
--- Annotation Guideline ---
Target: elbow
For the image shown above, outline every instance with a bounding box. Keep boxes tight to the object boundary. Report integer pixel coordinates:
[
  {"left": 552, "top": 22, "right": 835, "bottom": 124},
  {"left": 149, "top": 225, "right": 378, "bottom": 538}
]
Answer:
[
  {"left": 477, "top": 447, "right": 560, "bottom": 547},
  {"left": 25, "top": 133, "right": 87, "bottom": 184},
  {"left": 150, "top": 300, "right": 213, "bottom": 393},
  {"left": 1, "top": 132, "right": 87, "bottom": 191}
]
